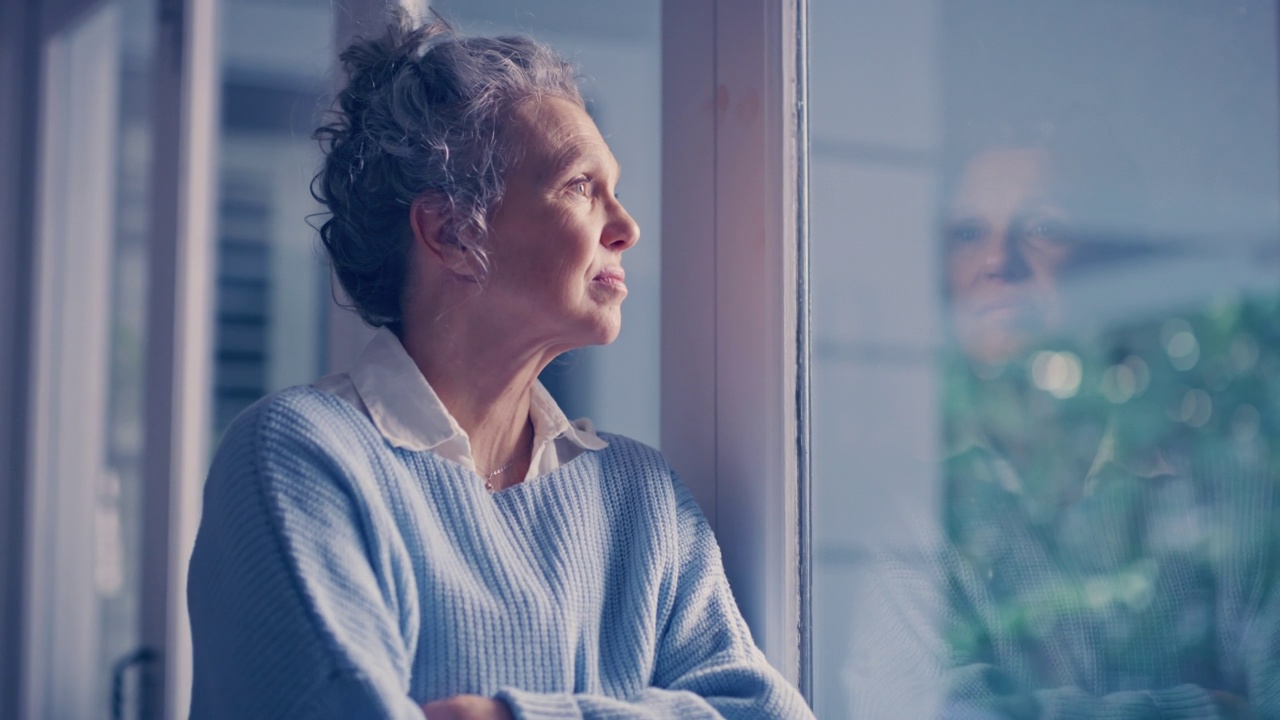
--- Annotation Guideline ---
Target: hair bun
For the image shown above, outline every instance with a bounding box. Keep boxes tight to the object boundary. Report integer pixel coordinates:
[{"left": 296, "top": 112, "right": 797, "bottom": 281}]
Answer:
[{"left": 336, "top": 19, "right": 432, "bottom": 125}]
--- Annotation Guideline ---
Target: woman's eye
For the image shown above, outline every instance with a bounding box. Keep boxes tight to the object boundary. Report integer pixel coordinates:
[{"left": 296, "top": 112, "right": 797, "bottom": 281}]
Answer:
[
  {"left": 1024, "top": 218, "right": 1068, "bottom": 243},
  {"left": 570, "top": 178, "right": 591, "bottom": 196},
  {"left": 946, "top": 220, "right": 985, "bottom": 244}
]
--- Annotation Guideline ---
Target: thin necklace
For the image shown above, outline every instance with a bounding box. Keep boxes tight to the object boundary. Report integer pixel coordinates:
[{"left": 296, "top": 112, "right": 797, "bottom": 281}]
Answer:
[{"left": 482, "top": 456, "right": 518, "bottom": 492}]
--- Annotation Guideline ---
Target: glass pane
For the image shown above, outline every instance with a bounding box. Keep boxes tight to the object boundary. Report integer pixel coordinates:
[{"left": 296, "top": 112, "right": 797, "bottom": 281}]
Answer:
[
  {"left": 99, "top": 0, "right": 156, "bottom": 712},
  {"left": 809, "top": 2, "right": 1280, "bottom": 717},
  {"left": 430, "top": 1, "right": 662, "bottom": 447},
  {"left": 213, "top": 0, "right": 333, "bottom": 436}
]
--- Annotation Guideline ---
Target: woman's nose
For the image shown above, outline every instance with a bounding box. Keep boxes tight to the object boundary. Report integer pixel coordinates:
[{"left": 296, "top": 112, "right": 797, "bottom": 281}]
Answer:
[
  {"left": 603, "top": 198, "right": 640, "bottom": 251},
  {"left": 982, "top": 231, "right": 1031, "bottom": 281}
]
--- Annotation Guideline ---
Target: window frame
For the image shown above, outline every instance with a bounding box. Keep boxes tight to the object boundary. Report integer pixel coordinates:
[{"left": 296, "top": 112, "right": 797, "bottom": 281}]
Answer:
[
  {"left": 660, "top": 0, "right": 810, "bottom": 694},
  {"left": 138, "top": 0, "right": 219, "bottom": 716}
]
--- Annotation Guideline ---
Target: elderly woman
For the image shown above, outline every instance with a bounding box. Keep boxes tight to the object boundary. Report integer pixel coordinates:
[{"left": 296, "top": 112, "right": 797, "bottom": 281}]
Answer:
[{"left": 186, "top": 17, "right": 812, "bottom": 720}]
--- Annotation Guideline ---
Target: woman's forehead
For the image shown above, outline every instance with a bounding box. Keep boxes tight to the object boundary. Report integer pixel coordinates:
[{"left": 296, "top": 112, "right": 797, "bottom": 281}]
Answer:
[
  {"left": 951, "top": 148, "right": 1053, "bottom": 214},
  {"left": 510, "top": 97, "right": 617, "bottom": 177}
]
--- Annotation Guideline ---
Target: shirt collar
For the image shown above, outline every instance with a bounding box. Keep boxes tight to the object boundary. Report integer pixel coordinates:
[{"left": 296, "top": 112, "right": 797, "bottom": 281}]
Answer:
[
  {"left": 945, "top": 415, "right": 1175, "bottom": 497},
  {"left": 1081, "top": 419, "right": 1176, "bottom": 493},
  {"left": 348, "top": 326, "right": 606, "bottom": 453},
  {"left": 528, "top": 381, "right": 609, "bottom": 451}
]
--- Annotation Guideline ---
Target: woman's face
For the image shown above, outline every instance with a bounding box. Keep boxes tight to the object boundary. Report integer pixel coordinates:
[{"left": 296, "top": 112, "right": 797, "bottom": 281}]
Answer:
[
  {"left": 945, "top": 148, "right": 1075, "bottom": 365},
  {"left": 481, "top": 97, "right": 640, "bottom": 353}
]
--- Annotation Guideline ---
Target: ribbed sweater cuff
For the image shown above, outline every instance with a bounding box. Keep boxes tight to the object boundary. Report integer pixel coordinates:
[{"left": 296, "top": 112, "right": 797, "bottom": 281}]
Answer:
[
  {"left": 1033, "top": 684, "right": 1222, "bottom": 719},
  {"left": 1149, "top": 684, "right": 1220, "bottom": 718},
  {"left": 495, "top": 687, "right": 583, "bottom": 720}
]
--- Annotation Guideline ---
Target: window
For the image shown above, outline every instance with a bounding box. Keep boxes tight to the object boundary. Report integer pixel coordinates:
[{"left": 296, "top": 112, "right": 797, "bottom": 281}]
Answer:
[
  {"left": 810, "top": 2, "right": 1280, "bottom": 716},
  {"left": 23, "top": 0, "right": 159, "bottom": 715},
  {"left": 214, "top": 0, "right": 334, "bottom": 435}
]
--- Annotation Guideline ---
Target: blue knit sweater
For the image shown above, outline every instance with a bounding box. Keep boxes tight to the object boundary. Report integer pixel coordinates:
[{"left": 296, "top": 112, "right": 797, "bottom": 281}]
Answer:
[{"left": 187, "top": 386, "right": 811, "bottom": 719}]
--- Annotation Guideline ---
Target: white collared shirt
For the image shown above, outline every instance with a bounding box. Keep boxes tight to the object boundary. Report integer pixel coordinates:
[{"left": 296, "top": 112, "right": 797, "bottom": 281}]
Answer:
[{"left": 314, "top": 327, "right": 608, "bottom": 482}]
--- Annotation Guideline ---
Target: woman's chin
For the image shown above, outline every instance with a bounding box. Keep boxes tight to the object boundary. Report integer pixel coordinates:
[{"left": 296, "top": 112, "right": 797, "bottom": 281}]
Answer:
[
  {"left": 952, "top": 311, "right": 1051, "bottom": 367},
  {"left": 549, "top": 316, "right": 622, "bottom": 352},
  {"left": 589, "top": 319, "right": 623, "bottom": 346},
  {"left": 585, "top": 306, "right": 623, "bottom": 345},
  {"left": 957, "top": 328, "right": 1033, "bottom": 367}
]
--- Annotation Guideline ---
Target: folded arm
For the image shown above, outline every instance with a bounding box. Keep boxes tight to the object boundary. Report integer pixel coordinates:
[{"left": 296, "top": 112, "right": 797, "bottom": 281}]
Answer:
[{"left": 494, "top": 479, "right": 813, "bottom": 720}]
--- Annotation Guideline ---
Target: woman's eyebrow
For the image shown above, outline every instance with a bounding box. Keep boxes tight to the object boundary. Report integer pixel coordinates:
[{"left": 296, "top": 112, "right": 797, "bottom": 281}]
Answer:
[
  {"left": 546, "top": 143, "right": 618, "bottom": 182},
  {"left": 944, "top": 206, "right": 982, "bottom": 221},
  {"left": 546, "top": 149, "right": 587, "bottom": 180}
]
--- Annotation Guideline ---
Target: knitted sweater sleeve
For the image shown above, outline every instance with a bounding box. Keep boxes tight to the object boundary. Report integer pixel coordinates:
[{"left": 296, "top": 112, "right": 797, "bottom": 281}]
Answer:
[
  {"left": 495, "top": 479, "right": 815, "bottom": 720},
  {"left": 187, "top": 395, "right": 424, "bottom": 720}
]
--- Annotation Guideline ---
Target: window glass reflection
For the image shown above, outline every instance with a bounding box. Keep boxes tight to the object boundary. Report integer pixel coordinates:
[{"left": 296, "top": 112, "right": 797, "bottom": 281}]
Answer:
[{"left": 811, "top": 2, "right": 1280, "bottom": 717}]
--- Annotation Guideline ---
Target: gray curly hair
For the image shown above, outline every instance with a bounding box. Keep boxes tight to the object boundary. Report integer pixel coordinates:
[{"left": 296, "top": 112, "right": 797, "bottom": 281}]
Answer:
[{"left": 312, "top": 16, "right": 583, "bottom": 330}]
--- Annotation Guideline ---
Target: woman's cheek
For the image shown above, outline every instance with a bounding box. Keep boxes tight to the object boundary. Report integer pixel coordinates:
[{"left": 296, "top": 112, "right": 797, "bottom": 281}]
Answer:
[{"left": 946, "top": 254, "right": 980, "bottom": 298}]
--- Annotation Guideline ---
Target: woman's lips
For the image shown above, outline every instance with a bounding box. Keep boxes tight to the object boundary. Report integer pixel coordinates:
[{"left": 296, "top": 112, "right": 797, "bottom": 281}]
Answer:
[
  {"left": 593, "top": 268, "right": 625, "bottom": 283},
  {"left": 956, "top": 292, "right": 1039, "bottom": 327},
  {"left": 977, "top": 299, "right": 1024, "bottom": 317},
  {"left": 591, "top": 268, "right": 627, "bottom": 294},
  {"left": 965, "top": 289, "right": 1034, "bottom": 315}
]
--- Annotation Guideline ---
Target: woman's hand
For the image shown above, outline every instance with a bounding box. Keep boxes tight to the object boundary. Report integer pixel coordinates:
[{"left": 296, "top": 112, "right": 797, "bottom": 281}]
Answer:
[
  {"left": 420, "top": 695, "right": 514, "bottom": 720},
  {"left": 1212, "top": 691, "right": 1257, "bottom": 720}
]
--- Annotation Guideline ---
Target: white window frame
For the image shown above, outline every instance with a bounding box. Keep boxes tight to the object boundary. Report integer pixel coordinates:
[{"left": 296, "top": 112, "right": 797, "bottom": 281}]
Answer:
[
  {"left": 660, "top": 0, "right": 809, "bottom": 694},
  {"left": 139, "top": 0, "right": 219, "bottom": 716},
  {"left": 27, "top": 6, "right": 127, "bottom": 717}
]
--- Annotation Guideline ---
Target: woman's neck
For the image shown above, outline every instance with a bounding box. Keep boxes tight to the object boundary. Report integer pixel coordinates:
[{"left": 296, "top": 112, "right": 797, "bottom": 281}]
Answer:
[{"left": 399, "top": 311, "right": 553, "bottom": 487}]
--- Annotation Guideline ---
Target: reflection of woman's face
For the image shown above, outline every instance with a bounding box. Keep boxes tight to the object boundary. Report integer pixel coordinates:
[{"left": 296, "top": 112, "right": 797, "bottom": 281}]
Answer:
[{"left": 945, "top": 148, "right": 1075, "bottom": 365}]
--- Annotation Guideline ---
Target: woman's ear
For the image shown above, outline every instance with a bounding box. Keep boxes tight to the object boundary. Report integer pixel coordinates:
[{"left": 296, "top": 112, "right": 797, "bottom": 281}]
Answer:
[{"left": 410, "top": 197, "right": 481, "bottom": 278}]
